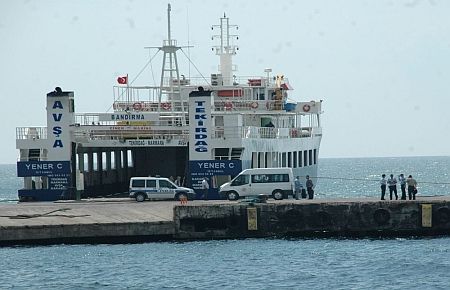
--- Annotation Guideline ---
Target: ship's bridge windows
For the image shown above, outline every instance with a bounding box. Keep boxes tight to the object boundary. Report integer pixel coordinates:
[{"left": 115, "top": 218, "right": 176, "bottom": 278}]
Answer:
[
  {"left": 303, "top": 151, "right": 308, "bottom": 167},
  {"left": 293, "top": 151, "right": 298, "bottom": 168},
  {"left": 298, "top": 151, "right": 303, "bottom": 167},
  {"left": 314, "top": 149, "right": 317, "bottom": 165}
]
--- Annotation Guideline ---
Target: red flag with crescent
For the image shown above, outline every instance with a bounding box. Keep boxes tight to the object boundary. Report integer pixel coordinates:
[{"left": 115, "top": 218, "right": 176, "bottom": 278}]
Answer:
[{"left": 117, "top": 76, "right": 128, "bottom": 85}]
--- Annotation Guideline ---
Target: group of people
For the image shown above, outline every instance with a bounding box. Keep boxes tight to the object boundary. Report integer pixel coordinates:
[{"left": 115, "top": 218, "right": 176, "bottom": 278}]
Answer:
[
  {"left": 380, "top": 173, "right": 418, "bottom": 201},
  {"left": 294, "top": 175, "right": 315, "bottom": 200},
  {"left": 169, "top": 176, "right": 183, "bottom": 186}
]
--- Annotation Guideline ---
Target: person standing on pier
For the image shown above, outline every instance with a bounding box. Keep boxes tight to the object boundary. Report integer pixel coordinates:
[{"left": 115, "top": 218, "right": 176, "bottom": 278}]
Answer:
[
  {"left": 380, "top": 174, "right": 387, "bottom": 200},
  {"left": 387, "top": 174, "right": 398, "bottom": 200},
  {"left": 294, "top": 176, "right": 303, "bottom": 200},
  {"left": 398, "top": 174, "right": 407, "bottom": 200},
  {"left": 406, "top": 175, "right": 418, "bottom": 200},
  {"left": 175, "top": 176, "right": 182, "bottom": 186},
  {"left": 306, "top": 175, "right": 314, "bottom": 199},
  {"left": 201, "top": 177, "right": 210, "bottom": 201}
]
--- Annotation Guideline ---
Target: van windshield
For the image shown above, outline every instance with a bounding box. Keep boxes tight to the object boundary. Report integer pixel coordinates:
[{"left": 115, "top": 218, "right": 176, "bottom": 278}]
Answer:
[{"left": 231, "top": 174, "right": 249, "bottom": 186}]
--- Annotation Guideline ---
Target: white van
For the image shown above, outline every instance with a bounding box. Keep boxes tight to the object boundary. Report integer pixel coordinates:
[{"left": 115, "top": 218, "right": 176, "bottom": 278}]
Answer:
[
  {"left": 219, "top": 168, "right": 294, "bottom": 201},
  {"left": 129, "top": 177, "right": 195, "bottom": 202}
]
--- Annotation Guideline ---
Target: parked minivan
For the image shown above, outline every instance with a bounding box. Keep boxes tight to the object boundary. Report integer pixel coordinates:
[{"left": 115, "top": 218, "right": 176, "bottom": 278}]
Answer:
[
  {"left": 129, "top": 177, "right": 195, "bottom": 202},
  {"left": 219, "top": 168, "right": 294, "bottom": 201}
]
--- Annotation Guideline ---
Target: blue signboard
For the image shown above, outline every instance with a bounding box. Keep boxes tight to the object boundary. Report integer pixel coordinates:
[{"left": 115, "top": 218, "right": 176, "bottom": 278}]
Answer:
[
  {"left": 17, "top": 161, "right": 71, "bottom": 177},
  {"left": 189, "top": 160, "right": 242, "bottom": 195}
]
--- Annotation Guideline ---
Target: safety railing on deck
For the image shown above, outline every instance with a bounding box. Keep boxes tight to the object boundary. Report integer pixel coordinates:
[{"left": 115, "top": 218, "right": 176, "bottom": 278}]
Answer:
[{"left": 16, "top": 127, "right": 47, "bottom": 140}]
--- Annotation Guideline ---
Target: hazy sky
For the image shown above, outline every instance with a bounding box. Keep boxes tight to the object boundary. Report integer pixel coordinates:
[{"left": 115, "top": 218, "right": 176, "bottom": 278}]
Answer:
[{"left": 1, "top": 0, "right": 449, "bottom": 164}]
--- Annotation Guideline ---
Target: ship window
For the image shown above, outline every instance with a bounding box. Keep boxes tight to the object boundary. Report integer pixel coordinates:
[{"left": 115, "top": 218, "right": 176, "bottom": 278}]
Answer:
[
  {"left": 127, "top": 150, "right": 133, "bottom": 167},
  {"left": 215, "top": 148, "right": 229, "bottom": 160},
  {"left": 314, "top": 149, "right": 317, "bottom": 164},
  {"left": 288, "top": 152, "right": 292, "bottom": 167},
  {"left": 309, "top": 150, "right": 313, "bottom": 166},
  {"left": 258, "top": 152, "right": 264, "bottom": 168},
  {"left": 281, "top": 152, "right": 287, "bottom": 167},
  {"left": 251, "top": 152, "right": 258, "bottom": 168},
  {"left": 215, "top": 116, "right": 224, "bottom": 126},
  {"left": 293, "top": 151, "right": 297, "bottom": 168},
  {"left": 304, "top": 151, "right": 308, "bottom": 167},
  {"left": 93, "top": 152, "right": 98, "bottom": 171},
  {"left": 69, "top": 99, "right": 75, "bottom": 113},
  {"left": 298, "top": 151, "right": 302, "bottom": 167},
  {"left": 231, "top": 148, "right": 243, "bottom": 160},
  {"left": 111, "top": 151, "right": 116, "bottom": 170}
]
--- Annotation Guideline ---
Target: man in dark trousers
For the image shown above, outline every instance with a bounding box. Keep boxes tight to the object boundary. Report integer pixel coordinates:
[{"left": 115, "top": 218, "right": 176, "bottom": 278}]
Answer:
[
  {"left": 306, "top": 175, "right": 314, "bottom": 199},
  {"left": 398, "top": 173, "right": 407, "bottom": 200},
  {"left": 387, "top": 174, "right": 398, "bottom": 200},
  {"left": 380, "top": 174, "right": 387, "bottom": 200}
]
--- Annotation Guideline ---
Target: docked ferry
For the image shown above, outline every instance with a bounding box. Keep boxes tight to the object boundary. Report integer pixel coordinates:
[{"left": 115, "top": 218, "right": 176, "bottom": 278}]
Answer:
[{"left": 16, "top": 5, "right": 323, "bottom": 201}]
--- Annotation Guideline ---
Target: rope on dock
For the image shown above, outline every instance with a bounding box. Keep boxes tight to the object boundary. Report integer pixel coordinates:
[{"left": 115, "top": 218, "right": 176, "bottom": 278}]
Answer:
[
  {"left": 297, "top": 175, "right": 450, "bottom": 185},
  {"left": 0, "top": 208, "right": 90, "bottom": 219}
]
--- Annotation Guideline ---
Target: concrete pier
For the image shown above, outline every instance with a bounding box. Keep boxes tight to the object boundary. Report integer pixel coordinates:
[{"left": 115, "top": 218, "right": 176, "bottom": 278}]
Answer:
[{"left": 1, "top": 197, "right": 450, "bottom": 245}]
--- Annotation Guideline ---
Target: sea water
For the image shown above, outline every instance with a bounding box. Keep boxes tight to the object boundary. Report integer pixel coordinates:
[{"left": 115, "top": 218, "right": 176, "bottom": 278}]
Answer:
[{"left": 1, "top": 156, "right": 450, "bottom": 289}]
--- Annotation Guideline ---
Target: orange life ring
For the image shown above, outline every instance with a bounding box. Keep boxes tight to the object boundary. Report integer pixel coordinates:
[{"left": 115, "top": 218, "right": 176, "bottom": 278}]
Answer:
[
  {"left": 251, "top": 102, "right": 258, "bottom": 109},
  {"left": 224, "top": 101, "right": 233, "bottom": 110},
  {"left": 303, "top": 104, "right": 311, "bottom": 112},
  {"left": 133, "top": 102, "right": 142, "bottom": 111},
  {"left": 161, "top": 102, "right": 172, "bottom": 110}
]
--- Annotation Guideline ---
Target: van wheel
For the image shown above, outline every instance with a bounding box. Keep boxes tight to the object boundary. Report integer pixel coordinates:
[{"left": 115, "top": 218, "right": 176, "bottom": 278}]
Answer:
[
  {"left": 227, "top": 191, "right": 239, "bottom": 201},
  {"left": 272, "top": 190, "right": 284, "bottom": 200},
  {"left": 176, "top": 192, "right": 188, "bottom": 201},
  {"left": 135, "top": 193, "right": 146, "bottom": 202}
]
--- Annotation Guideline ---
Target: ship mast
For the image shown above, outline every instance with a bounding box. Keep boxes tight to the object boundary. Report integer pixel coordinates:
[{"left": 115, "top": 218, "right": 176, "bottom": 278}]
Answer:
[
  {"left": 158, "top": 3, "right": 185, "bottom": 124},
  {"left": 212, "top": 13, "right": 239, "bottom": 86}
]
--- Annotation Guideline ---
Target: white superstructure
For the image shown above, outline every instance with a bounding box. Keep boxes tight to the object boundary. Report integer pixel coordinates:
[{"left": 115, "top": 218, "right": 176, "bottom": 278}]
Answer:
[{"left": 16, "top": 5, "right": 323, "bottom": 201}]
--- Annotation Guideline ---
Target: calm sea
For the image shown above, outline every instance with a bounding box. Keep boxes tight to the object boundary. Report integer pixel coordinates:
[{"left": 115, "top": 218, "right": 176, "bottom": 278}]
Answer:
[{"left": 1, "top": 156, "right": 450, "bottom": 289}]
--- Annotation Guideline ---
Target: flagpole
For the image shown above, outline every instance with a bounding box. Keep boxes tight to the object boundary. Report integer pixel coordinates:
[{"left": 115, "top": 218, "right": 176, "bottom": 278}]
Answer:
[{"left": 126, "top": 73, "right": 129, "bottom": 104}]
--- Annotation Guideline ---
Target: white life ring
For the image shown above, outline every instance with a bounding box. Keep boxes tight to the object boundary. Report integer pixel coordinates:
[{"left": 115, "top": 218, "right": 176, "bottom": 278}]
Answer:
[
  {"left": 251, "top": 102, "right": 258, "bottom": 109},
  {"left": 133, "top": 102, "right": 142, "bottom": 111},
  {"left": 161, "top": 102, "right": 172, "bottom": 110},
  {"left": 303, "top": 104, "right": 311, "bottom": 112},
  {"left": 224, "top": 101, "right": 233, "bottom": 110}
]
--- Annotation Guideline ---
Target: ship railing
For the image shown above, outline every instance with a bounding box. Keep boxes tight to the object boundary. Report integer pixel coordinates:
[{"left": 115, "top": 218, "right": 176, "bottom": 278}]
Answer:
[
  {"left": 113, "top": 86, "right": 161, "bottom": 104},
  {"left": 239, "top": 126, "right": 313, "bottom": 139},
  {"left": 16, "top": 127, "right": 47, "bottom": 140},
  {"left": 113, "top": 100, "right": 190, "bottom": 113},
  {"left": 73, "top": 127, "right": 189, "bottom": 142},
  {"left": 213, "top": 100, "right": 288, "bottom": 112},
  {"left": 156, "top": 75, "right": 288, "bottom": 88}
]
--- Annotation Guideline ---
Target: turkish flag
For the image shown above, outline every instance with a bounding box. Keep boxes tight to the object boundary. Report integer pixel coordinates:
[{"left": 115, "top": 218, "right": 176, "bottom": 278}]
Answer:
[{"left": 117, "top": 76, "right": 128, "bottom": 84}]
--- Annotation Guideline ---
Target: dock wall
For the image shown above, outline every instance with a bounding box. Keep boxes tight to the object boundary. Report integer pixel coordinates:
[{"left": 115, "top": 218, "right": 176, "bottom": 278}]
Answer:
[
  {"left": 174, "top": 200, "right": 450, "bottom": 239},
  {"left": 2, "top": 199, "right": 450, "bottom": 245}
]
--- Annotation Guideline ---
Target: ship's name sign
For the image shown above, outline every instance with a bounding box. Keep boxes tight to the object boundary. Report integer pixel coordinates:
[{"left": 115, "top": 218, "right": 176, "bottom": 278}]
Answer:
[
  {"left": 194, "top": 100, "right": 208, "bottom": 152},
  {"left": 126, "top": 139, "right": 187, "bottom": 146},
  {"left": 98, "top": 113, "right": 159, "bottom": 122},
  {"left": 25, "top": 163, "right": 64, "bottom": 170},
  {"left": 198, "top": 162, "right": 235, "bottom": 169}
]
